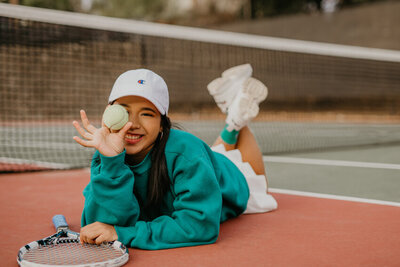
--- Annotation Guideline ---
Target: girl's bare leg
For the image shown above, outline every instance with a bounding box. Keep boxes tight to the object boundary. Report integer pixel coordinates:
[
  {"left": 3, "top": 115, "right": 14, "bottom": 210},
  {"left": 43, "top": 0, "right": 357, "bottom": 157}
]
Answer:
[
  {"left": 210, "top": 68, "right": 268, "bottom": 180},
  {"left": 213, "top": 126, "right": 266, "bottom": 176}
]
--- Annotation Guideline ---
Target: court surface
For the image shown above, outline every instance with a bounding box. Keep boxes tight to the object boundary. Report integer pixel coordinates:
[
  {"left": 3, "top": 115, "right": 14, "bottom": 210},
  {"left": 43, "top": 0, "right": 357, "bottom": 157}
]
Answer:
[
  {"left": 1, "top": 141, "right": 399, "bottom": 266},
  {"left": 1, "top": 4, "right": 399, "bottom": 266}
]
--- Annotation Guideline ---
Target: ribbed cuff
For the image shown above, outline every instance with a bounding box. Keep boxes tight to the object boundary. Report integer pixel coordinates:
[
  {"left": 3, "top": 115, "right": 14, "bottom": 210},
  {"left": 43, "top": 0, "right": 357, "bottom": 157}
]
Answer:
[
  {"left": 114, "top": 224, "right": 137, "bottom": 247},
  {"left": 220, "top": 124, "right": 239, "bottom": 145},
  {"left": 97, "top": 150, "right": 127, "bottom": 177}
]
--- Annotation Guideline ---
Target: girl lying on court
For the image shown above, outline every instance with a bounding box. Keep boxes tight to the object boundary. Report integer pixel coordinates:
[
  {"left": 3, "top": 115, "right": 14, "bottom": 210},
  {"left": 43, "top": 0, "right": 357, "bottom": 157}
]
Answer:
[{"left": 72, "top": 65, "right": 277, "bottom": 250}]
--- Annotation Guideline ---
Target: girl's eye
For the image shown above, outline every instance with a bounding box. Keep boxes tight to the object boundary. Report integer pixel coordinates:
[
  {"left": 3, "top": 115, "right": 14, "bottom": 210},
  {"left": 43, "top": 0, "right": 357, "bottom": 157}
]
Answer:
[{"left": 141, "top": 113, "right": 154, "bottom": 117}]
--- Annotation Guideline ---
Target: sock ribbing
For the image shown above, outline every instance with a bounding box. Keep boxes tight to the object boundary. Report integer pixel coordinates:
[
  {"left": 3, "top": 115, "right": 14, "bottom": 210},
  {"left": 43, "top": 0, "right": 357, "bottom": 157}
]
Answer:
[{"left": 220, "top": 124, "right": 239, "bottom": 145}]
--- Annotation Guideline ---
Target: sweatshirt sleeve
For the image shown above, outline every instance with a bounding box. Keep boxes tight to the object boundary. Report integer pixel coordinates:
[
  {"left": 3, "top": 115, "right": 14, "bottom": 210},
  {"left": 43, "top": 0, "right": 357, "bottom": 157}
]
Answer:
[
  {"left": 114, "top": 154, "right": 223, "bottom": 250},
  {"left": 81, "top": 150, "right": 140, "bottom": 227}
]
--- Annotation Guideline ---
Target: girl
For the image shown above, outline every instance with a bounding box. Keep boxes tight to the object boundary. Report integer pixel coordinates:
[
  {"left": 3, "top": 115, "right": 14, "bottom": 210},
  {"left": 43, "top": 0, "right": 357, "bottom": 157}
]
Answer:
[{"left": 72, "top": 66, "right": 277, "bottom": 250}]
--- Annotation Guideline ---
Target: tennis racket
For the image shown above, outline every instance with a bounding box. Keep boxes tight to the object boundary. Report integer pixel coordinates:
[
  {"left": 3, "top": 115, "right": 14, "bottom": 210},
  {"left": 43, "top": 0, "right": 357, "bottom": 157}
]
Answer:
[{"left": 17, "top": 215, "right": 129, "bottom": 267}]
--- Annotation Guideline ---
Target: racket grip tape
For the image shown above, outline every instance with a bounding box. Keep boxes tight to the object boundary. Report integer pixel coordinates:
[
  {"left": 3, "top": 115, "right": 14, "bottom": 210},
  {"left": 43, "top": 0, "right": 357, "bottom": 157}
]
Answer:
[{"left": 52, "top": 214, "right": 69, "bottom": 231}]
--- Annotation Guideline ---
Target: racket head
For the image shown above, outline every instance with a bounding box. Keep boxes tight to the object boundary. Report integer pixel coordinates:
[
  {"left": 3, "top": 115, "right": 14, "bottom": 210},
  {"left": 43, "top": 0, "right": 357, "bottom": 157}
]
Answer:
[
  {"left": 18, "top": 232, "right": 129, "bottom": 267},
  {"left": 17, "top": 215, "right": 129, "bottom": 267}
]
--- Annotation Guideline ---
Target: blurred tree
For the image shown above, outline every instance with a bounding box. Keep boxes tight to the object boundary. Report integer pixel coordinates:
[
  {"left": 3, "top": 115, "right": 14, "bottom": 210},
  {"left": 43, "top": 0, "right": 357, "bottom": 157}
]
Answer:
[
  {"left": 250, "top": 0, "right": 305, "bottom": 18},
  {"left": 1, "top": 0, "right": 165, "bottom": 20},
  {"left": 1, "top": 0, "right": 388, "bottom": 21},
  {"left": 248, "top": 0, "right": 385, "bottom": 18},
  {"left": 89, "top": 0, "right": 166, "bottom": 20},
  {"left": 2, "top": 0, "right": 77, "bottom": 11}
]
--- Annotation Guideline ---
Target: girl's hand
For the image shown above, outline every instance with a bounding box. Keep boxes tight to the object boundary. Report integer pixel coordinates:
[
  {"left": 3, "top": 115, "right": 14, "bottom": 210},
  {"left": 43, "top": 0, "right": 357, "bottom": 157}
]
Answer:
[
  {"left": 73, "top": 109, "right": 132, "bottom": 157},
  {"left": 80, "top": 221, "right": 118, "bottom": 245}
]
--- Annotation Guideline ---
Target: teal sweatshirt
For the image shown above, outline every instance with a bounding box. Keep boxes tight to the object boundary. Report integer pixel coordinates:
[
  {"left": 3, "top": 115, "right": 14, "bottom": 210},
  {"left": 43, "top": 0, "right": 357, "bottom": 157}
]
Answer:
[{"left": 81, "top": 129, "right": 249, "bottom": 250}]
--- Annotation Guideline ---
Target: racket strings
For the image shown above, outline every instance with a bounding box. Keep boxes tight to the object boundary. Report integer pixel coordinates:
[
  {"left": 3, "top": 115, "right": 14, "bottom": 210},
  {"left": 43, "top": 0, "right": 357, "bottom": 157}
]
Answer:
[{"left": 23, "top": 238, "right": 124, "bottom": 265}]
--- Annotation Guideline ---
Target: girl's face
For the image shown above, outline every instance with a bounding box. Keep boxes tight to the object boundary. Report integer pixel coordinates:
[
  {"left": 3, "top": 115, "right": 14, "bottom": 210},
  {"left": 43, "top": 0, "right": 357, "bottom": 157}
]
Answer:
[{"left": 114, "top": 95, "right": 162, "bottom": 163}]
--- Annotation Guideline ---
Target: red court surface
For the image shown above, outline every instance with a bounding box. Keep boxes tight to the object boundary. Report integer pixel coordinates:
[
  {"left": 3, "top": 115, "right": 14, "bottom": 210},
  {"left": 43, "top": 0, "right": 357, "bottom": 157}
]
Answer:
[{"left": 1, "top": 169, "right": 399, "bottom": 266}]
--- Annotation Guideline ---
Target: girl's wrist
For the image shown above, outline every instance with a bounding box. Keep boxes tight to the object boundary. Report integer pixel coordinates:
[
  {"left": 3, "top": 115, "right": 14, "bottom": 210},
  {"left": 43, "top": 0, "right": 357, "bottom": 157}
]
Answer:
[
  {"left": 100, "top": 151, "right": 120, "bottom": 157},
  {"left": 96, "top": 150, "right": 127, "bottom": 174},
  {"left": 98, "top": 144, "right": 125, "bottom": 157},
  {"left": 100, "top": 149, "right": 124, "bottom": 158}
]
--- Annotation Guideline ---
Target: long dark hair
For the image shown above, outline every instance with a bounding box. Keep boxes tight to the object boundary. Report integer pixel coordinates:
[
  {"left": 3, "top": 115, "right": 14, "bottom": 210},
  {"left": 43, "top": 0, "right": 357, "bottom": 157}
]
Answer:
[
  {"left": 111, "top": 100, "right": 173, "bottom": 217},
  {"left": 145, "top": 114, "right": 172, "bottom": 214}
]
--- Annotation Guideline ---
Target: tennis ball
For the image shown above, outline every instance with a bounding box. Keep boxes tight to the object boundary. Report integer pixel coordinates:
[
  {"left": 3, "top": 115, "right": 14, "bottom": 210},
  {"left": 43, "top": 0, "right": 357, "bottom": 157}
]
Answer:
[{"left": 102, "top": 104, "right": 129, "bottom": 130}]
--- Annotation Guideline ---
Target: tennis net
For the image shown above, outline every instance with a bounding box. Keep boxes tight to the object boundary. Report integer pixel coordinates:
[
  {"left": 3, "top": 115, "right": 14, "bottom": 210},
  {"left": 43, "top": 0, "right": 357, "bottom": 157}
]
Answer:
[{"left": 1, "top": 3, "right": 400, "bottom": 172}]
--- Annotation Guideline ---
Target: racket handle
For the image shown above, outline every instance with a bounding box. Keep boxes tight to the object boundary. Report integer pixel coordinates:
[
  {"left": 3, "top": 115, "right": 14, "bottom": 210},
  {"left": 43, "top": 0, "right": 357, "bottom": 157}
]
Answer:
[{"left": 52, "top": 214, "right": 69, "bottom": 231}]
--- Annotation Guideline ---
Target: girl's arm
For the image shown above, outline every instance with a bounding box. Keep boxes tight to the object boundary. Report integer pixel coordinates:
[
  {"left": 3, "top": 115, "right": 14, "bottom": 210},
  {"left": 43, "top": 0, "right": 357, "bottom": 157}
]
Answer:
[
  {"left": 114, "top": 155, "right": 223, "bottom": 250},
  {"left": 81, "top": 150, "right": 140, "bottom": 227},
  {"left": 73, "top": 109, "right": 140, "bottom": 232}
]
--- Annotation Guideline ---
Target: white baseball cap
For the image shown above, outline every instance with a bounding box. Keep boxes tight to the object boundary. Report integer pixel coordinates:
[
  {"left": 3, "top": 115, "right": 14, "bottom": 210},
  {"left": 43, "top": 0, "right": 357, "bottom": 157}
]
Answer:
[{"left": 108, "top": 69, "right": 169, "bottom": 115}]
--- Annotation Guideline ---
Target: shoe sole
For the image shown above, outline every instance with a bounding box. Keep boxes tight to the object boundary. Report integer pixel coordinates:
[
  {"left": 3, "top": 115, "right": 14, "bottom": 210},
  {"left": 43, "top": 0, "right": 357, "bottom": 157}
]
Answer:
[
  {"left": 208, "top": 63, "right": 253, "bottom": 96},
  {"left": 207, "top": 76, "right": 234, "bottom": 95},
  {"left": 226, "top": 96, "right": 259, "bottom": 131},
  {"left": 207, "top": 76, "right": 242, "bottom": 113},
  {"left": 238, "top": 96, "right": 259, "bottom": 119},
  {"left": 222, "top": 63, "right": 253, "bottom": 79},
  {"left": 242, "top": 77, "right": 268, "bottom": 104}
]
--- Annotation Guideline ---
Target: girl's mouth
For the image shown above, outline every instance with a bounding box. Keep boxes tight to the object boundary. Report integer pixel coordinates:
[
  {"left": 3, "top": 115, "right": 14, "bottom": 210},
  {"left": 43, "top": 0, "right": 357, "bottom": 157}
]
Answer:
[{"left": 125, "top": 133, "right": 143, "bottom": 144}]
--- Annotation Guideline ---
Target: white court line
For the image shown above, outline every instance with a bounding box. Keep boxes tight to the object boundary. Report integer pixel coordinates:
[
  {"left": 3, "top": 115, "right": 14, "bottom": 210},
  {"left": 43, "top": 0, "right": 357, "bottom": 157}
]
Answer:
[
  {"left": 1, "top": 141, "right": 81, "bottom": 150},
  {"left": 0, "top": 157, "right": 71, "bottom": 169},
  {"left": 269, "top": 188, "right": 400, "bottom": 207},
  {"left": 263, "top": 156, "right": 400, "bottom": 170}
]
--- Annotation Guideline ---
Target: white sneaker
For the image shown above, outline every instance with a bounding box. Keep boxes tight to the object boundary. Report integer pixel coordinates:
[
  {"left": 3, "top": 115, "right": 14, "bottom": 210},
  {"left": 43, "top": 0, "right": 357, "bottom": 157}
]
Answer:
[
  {"left": 221, "top": 63, "right": 253, "bottom": 80},
  {"left": 207, "top": 76, "right": 240, "bottom": 113},
  {"left": 207, "top": 64, "right": 253, "bottom": 113},
  {"left": 242, "top": 77, "right": 268, "bottom": 104},
  {"left": 225, "top": 77, "right": 268, "bottom": 131},
  {"left": 226, "top": 96, "right": 259, "bottom": 131}
]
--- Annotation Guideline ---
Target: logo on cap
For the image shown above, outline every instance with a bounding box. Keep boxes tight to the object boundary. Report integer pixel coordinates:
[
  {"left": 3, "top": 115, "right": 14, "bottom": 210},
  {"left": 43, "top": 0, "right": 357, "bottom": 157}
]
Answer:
[{"left": 138, "top": 80, "right": 145, "bottom": 85}]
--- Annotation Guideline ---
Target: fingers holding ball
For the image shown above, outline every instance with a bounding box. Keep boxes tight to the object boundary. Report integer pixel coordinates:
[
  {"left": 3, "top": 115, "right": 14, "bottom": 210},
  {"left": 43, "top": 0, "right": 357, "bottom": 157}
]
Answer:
[{"left": 102, "top": 104, "right": 129, "bottom": 130}]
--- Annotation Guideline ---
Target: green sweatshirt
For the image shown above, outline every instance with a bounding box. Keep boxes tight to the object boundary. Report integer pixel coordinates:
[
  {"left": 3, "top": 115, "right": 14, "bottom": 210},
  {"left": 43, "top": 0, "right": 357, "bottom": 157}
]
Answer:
[{"left": 81, "top": 129, "right": 249, "bottom": 250}]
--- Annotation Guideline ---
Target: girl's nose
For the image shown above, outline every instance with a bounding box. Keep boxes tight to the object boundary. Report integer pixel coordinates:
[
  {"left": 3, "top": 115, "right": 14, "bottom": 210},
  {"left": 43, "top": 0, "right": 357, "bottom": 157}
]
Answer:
[{"left": 128, "top": 114, "right": 140, "bottom": 129}]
